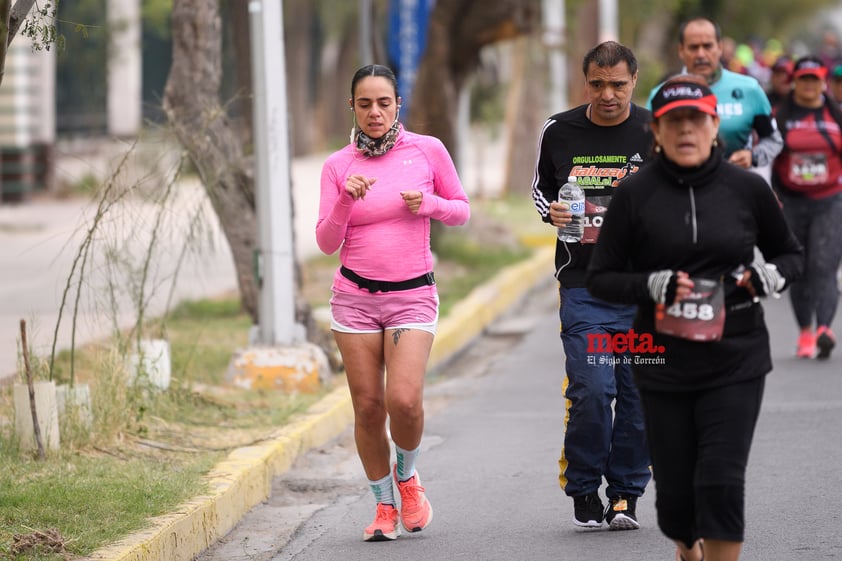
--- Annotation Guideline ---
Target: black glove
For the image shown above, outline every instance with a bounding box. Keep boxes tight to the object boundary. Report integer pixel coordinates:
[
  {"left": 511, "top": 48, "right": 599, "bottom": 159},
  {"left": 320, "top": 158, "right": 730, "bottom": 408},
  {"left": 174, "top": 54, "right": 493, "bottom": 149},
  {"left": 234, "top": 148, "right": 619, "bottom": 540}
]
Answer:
[
  {"left": 647, "top": 270, "right": 678, "bottom": 305},
  {"left": 748, "top": 263, "right": 785, "bottom": 298}
]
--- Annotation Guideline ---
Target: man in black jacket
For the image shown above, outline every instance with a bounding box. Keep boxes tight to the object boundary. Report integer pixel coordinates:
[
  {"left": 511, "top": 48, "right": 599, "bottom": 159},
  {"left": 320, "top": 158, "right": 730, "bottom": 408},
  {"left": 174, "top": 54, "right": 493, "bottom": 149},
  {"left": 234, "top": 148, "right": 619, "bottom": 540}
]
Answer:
[{"left": 531, "top": 41, "right": 653, "bottom": 531}]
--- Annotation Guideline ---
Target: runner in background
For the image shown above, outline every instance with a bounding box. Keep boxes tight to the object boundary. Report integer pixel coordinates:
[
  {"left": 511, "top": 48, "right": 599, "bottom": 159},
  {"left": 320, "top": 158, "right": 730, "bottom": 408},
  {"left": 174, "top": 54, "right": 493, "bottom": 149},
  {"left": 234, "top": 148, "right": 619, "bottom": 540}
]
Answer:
[
  {"left": 766, "top": 55, "right": 794, "bottom": 107},
  {"left": 771, "top": 55, "right": 842, "bottom": 359},
  {"left": 647, "top": 17, "right": 783, "bottom": 182}
]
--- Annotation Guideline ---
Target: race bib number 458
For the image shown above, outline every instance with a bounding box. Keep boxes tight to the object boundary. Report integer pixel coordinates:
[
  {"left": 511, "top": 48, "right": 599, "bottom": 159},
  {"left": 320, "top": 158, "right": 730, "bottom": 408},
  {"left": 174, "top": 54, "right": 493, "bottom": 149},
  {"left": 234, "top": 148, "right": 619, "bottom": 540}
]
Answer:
[{"left": 655, "top": 277, "right": 725, "bottom": 342}]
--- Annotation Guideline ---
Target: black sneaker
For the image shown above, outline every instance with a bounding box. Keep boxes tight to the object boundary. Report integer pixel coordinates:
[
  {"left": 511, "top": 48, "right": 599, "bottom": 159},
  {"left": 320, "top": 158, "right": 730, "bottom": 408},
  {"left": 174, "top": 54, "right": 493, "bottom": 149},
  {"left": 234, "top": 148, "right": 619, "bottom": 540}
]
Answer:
[
  {"left": 816, "top": 327, "right": 836, "bottom": 360},
  {"left": 572, "top": 492, "right": 604, "bottom": 528},
  {"left": 604, "top": 495, "right": 640, "bottom": 530}
]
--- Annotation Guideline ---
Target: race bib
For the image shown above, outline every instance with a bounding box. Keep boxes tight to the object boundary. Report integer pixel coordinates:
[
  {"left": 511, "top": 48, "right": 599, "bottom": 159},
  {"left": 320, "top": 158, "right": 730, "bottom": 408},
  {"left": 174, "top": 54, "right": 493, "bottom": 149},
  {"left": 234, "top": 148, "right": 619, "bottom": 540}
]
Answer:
[
  {"left": 581, "top": 196, "right": 610, "bottom": 244},
  {"left": 655, "top": 277, "right": 725, "bottom": 341},
  {"left": 788, "top": 153, "right": 828, "bottom": 185}
]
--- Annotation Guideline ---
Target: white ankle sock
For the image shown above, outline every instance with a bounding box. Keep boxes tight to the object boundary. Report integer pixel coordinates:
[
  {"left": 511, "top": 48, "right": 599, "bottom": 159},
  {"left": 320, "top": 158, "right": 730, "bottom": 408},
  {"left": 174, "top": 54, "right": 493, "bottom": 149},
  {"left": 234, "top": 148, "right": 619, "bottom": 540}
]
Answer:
[
  {"left": 369, "top": 473, "right": 395, "bottom": 506},
  {"left": 395, "top": 445, "right": 420, "bottom": 481}
]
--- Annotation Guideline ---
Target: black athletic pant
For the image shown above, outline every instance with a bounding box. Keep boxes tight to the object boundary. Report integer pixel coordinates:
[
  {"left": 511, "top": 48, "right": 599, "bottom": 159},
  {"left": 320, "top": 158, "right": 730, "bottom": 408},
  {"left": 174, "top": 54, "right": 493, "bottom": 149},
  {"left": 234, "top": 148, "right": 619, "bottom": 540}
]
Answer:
[
  {"left": 780, "top": 191, "right": 842, "bottom": 329},
  {"left": 639, "top": 376, "right": 766, "bottom": 548}
]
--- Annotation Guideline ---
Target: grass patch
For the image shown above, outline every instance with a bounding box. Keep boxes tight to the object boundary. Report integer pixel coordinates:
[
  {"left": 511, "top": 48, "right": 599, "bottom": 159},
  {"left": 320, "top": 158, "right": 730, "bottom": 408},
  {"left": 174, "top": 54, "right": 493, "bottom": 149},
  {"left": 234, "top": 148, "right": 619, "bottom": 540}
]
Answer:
[
  {"left": 0, "top": 452, "right": 220, "bottom": 560},
  {"left": 433, "top": 230, "right": 531, "bottom": 317},
  {"left": 155, "top": 298, "right": 252, "bottom": 387},
  {"left": 62, "top": 173, "right": 100, "bottom": 198}
]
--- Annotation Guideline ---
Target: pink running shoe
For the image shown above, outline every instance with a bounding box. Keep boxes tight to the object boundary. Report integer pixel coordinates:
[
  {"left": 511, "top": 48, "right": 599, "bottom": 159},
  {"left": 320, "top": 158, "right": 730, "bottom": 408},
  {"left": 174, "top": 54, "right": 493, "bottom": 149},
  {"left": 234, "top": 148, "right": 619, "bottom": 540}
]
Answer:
[
  {"left": 816, "top": 326, "right": 836, "bottom": 360},
  {"left": 393, "top": 465, "right": 433, "bottom": 532},
  {"left": 363, "top": 503, "right": 400, "bottom": 542},
  {"left": 797, "top": 330, "right": 816, "bottom": 359}
]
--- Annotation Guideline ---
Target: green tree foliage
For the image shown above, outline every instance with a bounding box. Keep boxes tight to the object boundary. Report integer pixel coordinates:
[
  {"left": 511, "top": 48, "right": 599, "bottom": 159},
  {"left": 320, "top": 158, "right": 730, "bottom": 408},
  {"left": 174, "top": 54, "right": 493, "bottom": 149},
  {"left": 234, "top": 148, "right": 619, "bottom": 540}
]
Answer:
[{"left": 142, "top": 0, "right": 172, "bottom": 38}]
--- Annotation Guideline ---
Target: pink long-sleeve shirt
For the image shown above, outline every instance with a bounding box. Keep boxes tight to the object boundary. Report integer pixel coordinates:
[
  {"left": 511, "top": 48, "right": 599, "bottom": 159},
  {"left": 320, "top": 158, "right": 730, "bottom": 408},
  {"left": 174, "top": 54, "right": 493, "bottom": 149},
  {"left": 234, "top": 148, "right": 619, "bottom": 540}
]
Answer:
[{"left": 316, "top": 127, "right": 470, "bottom": 288}]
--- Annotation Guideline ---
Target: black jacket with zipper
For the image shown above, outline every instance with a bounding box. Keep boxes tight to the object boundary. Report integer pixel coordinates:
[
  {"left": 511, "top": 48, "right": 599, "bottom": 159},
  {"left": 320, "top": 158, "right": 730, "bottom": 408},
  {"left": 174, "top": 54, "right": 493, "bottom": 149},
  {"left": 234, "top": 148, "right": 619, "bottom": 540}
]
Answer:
[{"left": 587, "top": 147, "right": 803, "bottom": 391}]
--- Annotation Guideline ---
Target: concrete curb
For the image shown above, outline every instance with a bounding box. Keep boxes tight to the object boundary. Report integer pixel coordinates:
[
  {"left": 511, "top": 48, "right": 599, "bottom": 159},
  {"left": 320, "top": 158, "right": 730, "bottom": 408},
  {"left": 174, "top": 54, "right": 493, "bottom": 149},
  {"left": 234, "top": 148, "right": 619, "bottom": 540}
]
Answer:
[{"left": 85, "top": 244, "right": 555, "bottom": 561}]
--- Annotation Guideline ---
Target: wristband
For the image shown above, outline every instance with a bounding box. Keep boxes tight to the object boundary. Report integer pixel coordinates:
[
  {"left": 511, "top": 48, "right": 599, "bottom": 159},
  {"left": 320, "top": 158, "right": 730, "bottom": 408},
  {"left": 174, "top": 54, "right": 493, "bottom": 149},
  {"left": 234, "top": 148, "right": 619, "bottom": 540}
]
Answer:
[{"left": 647, "top": 270, "right": 676, "bottom": 305}]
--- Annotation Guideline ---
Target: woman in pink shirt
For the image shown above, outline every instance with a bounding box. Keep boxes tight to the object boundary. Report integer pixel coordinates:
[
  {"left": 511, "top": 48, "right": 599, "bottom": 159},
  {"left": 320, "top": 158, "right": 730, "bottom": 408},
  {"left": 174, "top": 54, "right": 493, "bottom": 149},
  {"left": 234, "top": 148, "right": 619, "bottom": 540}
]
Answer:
[{"left": 316, "top": 64, "right": 469, "bottom": 542}]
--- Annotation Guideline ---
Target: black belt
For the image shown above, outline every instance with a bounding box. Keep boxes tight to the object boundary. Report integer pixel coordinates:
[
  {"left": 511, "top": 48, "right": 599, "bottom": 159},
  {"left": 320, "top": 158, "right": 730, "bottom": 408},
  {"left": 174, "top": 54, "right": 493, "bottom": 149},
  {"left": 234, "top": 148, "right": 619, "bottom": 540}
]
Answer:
[{"left": 340, "top": 266, "right": 435, "bottom": 293}]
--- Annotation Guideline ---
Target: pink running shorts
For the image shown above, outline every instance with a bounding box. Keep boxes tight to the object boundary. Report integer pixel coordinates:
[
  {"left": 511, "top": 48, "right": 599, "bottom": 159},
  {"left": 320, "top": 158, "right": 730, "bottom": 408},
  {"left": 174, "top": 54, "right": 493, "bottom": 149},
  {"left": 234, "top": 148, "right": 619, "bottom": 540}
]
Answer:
[{"left": 329, "top": 278, "right": 439, "bottom": 334}]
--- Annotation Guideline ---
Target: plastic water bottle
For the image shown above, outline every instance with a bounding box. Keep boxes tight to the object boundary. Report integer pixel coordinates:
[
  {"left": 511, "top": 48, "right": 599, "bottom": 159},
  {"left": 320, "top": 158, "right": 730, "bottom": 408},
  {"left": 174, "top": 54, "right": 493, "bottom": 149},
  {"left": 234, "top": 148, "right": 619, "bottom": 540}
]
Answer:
[{"left": 558, "top": 175, "right": 585, "bottom": 242}]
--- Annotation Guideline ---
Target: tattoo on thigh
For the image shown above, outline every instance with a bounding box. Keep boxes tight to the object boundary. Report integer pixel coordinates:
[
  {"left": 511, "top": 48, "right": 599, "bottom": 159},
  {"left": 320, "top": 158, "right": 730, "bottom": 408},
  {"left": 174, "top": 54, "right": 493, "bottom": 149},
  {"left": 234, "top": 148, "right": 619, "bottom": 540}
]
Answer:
[{"left": 392, "top": 328, "right": 409, "bottom": 345}]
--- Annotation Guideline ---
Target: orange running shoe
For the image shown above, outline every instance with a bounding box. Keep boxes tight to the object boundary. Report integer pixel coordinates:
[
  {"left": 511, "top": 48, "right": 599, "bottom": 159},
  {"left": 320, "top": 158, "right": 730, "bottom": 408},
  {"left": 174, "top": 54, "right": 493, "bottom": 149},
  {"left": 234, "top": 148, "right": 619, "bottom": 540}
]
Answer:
[
  {"left": 363, "top": 503, "right": 400, "bottom": 542},
  {"left": 393, "top": 465, "right": 433, "bottom": 532},
  {"left": 796, "top": 329, "right": 816, "bottom": 359}
]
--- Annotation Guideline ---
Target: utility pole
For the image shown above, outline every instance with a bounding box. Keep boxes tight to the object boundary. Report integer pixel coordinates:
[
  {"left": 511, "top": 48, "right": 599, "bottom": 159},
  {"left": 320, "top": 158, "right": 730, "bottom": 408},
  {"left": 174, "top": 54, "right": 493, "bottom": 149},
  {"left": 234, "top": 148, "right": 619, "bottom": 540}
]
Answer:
[
  {"left": 543, "top": 0, "right": 568, "bottom": 111},
  {"left": 360, "top": 0, "right": 372, "bottom": 65},
  {"left": 106, "top": 0, "right": 142, "bottom": 137},
  {"left": 249, "top": 0, "right": 303, "bottom": 345},
  {"left": 598, "top": 0, "right": 618, "bottom": 42}
]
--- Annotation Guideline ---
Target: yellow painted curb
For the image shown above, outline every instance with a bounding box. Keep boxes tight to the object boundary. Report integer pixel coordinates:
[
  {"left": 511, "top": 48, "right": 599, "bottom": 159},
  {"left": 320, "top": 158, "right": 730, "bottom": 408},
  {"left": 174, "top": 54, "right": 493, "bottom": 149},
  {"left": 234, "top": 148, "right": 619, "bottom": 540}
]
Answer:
[{"left": 85, "top": 245, "right": 555, "bottom": 561}]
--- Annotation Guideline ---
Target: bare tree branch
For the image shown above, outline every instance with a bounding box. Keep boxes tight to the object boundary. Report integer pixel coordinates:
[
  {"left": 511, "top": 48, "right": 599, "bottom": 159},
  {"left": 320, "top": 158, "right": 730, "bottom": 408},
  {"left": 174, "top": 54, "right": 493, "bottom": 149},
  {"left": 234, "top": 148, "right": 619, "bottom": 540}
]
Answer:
[
  {"left": 163, "top": 0, "right": 260, "bottom": 321},
  {"left": 0, "top": 0, "right": 38, "bottom": 87},
  {"left": 8, "top": 0, "right": 36, "bottom": 40}
]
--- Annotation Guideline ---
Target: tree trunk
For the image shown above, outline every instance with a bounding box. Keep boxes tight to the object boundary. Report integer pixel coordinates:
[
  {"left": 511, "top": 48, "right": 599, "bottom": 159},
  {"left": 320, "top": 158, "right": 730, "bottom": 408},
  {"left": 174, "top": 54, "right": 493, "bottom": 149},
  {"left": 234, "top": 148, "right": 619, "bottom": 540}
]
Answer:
[
  {"left": 409, "top": 0, "right": 540, "bottom": 163},
  {"left": 224, "top": 0, "right": 253, "bottom": 145},
  {"left": 0, "top": 0, "right": 11, "bottom": 87},
  {"left": 285, "top": 0, "right": 317, "bottom": 156},
  {"left": 163, "top": 0, "right": 259, "bottom": 321},
  {"left": 1, "top": 0, "right": 38, "bottom": 87},
  {"left": 503, "top": 34, "right": 547, "bottom": 196},
  {"left": 568, "top": 0, "right": 599, "bottom": 107},
  {"left": 316, "top": 22, "right": 358, "bottom": 149}
]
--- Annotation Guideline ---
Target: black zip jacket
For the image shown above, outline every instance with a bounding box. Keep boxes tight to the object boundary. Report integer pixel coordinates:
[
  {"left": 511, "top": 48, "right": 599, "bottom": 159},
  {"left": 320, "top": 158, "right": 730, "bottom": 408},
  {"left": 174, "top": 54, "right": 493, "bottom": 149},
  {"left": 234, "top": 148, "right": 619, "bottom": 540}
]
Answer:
[{"left": 587, "top": 147, "right": 803, "bottom": 391}]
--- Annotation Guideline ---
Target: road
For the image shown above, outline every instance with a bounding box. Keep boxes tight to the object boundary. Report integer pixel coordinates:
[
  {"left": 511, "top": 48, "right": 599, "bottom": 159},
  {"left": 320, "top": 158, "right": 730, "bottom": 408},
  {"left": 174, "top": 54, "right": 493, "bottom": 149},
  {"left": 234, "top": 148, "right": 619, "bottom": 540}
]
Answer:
[{"left": 198, "top": 278, "right": 842, "bottom": 561}]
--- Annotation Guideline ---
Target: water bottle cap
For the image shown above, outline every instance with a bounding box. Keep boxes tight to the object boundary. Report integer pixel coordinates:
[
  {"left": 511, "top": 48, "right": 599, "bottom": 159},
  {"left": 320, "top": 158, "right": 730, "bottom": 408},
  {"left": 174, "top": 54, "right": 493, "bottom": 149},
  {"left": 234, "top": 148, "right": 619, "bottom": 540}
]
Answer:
[{"left": 567, "top": 176, "right": 576, "bottom": 183}]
